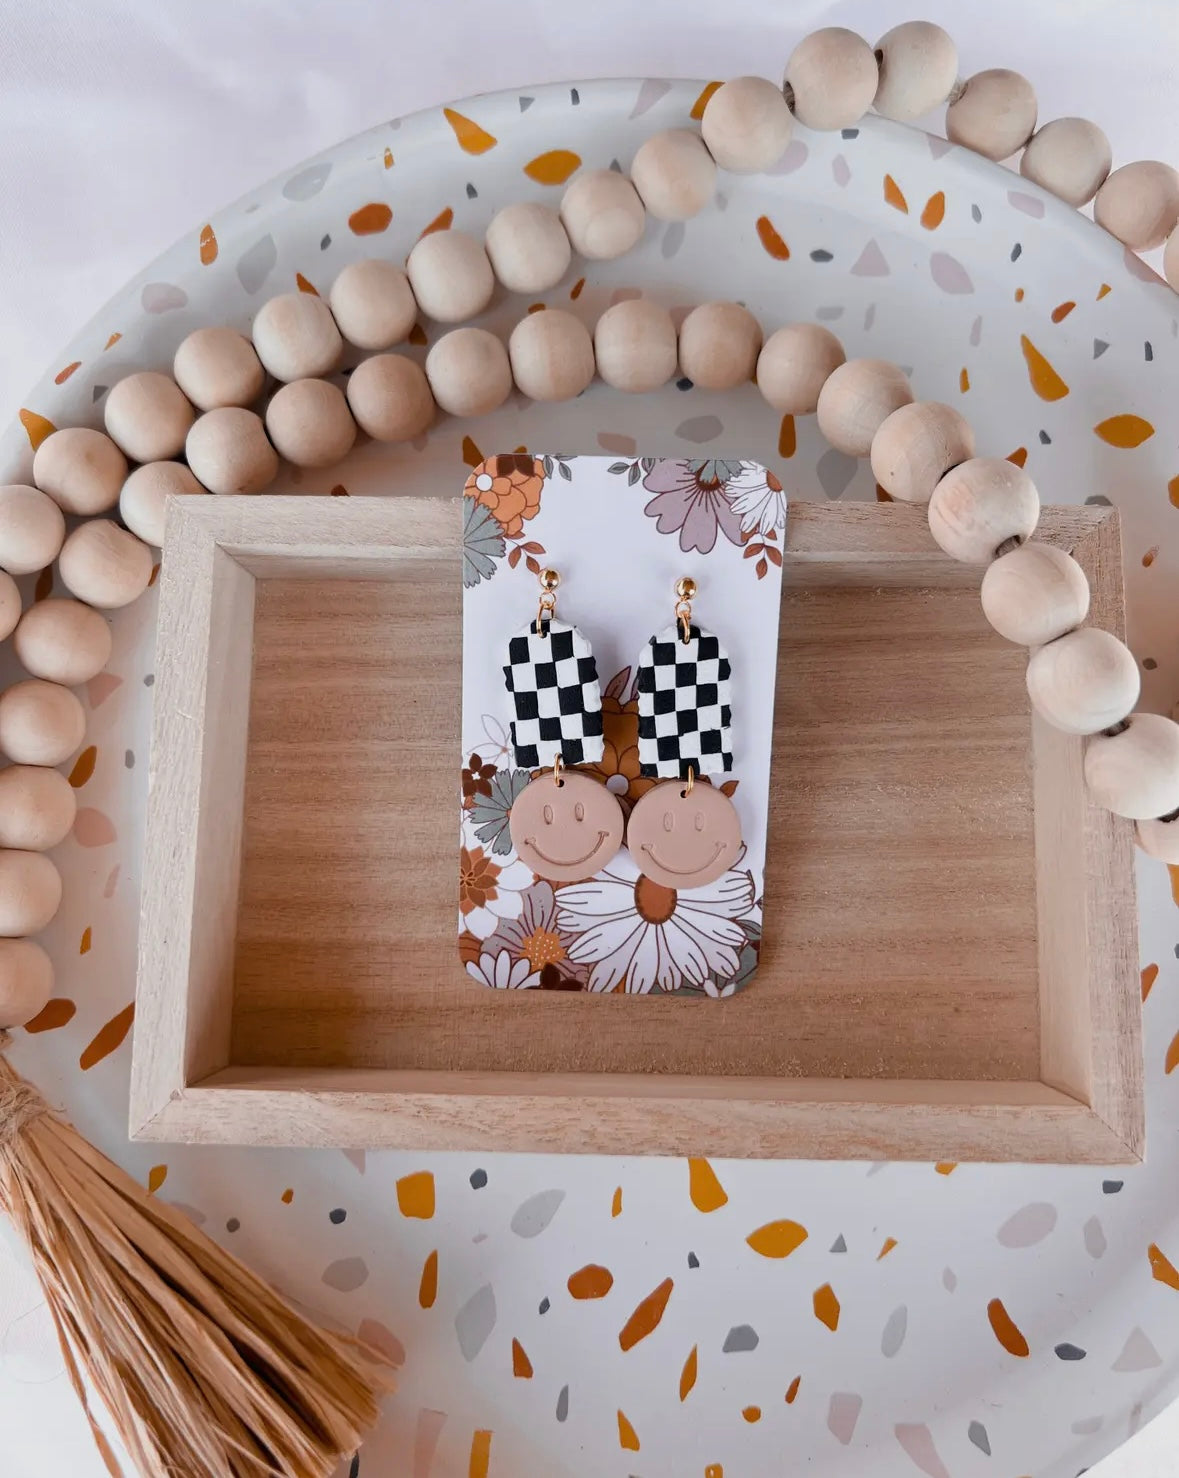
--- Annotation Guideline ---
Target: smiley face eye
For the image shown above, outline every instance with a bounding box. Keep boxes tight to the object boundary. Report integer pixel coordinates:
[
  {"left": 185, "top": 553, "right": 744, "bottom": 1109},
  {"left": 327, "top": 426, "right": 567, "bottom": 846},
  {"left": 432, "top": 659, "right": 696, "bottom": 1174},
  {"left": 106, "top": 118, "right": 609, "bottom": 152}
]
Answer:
[
  {"left": 694, "top": 810, "right": 705, "bottom": 832},
  {"left": 574, "top": 800, "right": 585, "bottom": 822},
  {"left": 542, "top": 803, "right": 554, "bottom": 825},
  {"left": 663, "top": 810, "right": 675, "bottom": 833}
]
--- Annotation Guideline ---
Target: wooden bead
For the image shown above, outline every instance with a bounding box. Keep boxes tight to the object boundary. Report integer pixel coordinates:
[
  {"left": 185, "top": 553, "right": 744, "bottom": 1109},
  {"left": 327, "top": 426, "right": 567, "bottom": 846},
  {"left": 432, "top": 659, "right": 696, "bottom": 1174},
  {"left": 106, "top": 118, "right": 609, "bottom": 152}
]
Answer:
[
  {"left": 678, "top": 302, "right": 761, "bottom": 390},
  {"left": 559, "top": 169, "right": 646, "bottom": 259},
  {"left": 1026, "top": 628, "right": 1140, "bottom": 736},
  {"left": 185, "top": 408, "right": 279, "bottom": 495},
  {"left": 1165, "top": 227, "right": 1179, "bottom": 292},
  {"left": 1136, "top": 816, "right": 1179, "bottom": 864},
  {"left": 873, "top": 20, "right": 958, "bottom": 122},
  {"left": 425, "top": 329, "right": 512, "bottom": 418},
  {"left": 630, "top": 130, "right": 717, "bottom": 221},
  {"left": 980, "top": 544, "right": 1090, "bottom": 646},
  {"left": 0, "top": 679, "right": 85, "bottom": 766},
  {"left": 328, "top": 260, "right": 416, "bottom": 350},
  {"left": 928, "top": 457, "right": 1040, "bottom": 564},
  {"left": 103, "top": 371, "right": 195, "bottom": 462},
  {"left": 485, "top": 203, "right": 572, "bottom": 293},
  {"left": 1085, "top": 714, "right": 1179, "bottom": 820},
  {"left": 701, "top": 76, "right": 793, "bottom": 173},
  {"left": 0, "top": 850, "right": 61, "bottom": 935},
  {"left": 58, "top": 519, "right": 153, "bottom": 609},
  {"left": 251, "top": 292, "right": 343, "bottom": 381},
  {"left": 0, "top": 570, "right": 18, "bottom": 642},
  {"left": 33, "top": 427, "right": 126, "bottom": 516},
  {"left": 870, "top": 401, "right": 975, "bottom": 504},
  {"left": 784, "top": 27, "right": 878, "bottom": 131},
  {"left": 13, "top": 599, "right": 112, "bottom": 686},
  {"left": 119, "top": 461, "right": 205, "bottom": 547},
  {"left": 593, "top": 300, "right": 677, "bottom": 392},
  {"left": 405, "top": 230, "right": 494, "bottom": 323},
  {"left": 756, "top": 323, "right": 845, "bottom": 414},
  {"left": 946, "top": 69, "right": 1037, "bottom": 161},
  {"left": 0, "top": 485, "right": 66, "bottom": 575},
  {"left": 265, "top": 379, "right": 356, "bottom": 468},
  {"left": 1094, "top": 161, "right": 1179, "bottom": 251},
  {"left": 173, "top": 326, "right": 266, "bottom": 411},
  {"left": 1020, "top": 118, "right": 1112, "bottom": 208},
  {"left": 0, "top": 766, "right": 77, "bottom": 851},
  {"left": 509, "top": 310, "right": 595, "bottom": 402},
  {"left": 816, "top": 358, "right": 912, "bottom": 457},
  {"left": 346, "top": 355, "right": 435, "bottom": 441},
  {"left": 0, "top": 937, "right": 54, "bottom": 1029}
]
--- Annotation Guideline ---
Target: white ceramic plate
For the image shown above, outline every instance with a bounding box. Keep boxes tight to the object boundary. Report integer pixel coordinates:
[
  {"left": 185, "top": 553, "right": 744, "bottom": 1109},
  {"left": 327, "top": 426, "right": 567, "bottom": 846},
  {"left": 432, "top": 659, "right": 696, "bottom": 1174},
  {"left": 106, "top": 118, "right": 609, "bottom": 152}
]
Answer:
[{"left": 3, "top": 78, "right": 1179, "bottom": 1478}]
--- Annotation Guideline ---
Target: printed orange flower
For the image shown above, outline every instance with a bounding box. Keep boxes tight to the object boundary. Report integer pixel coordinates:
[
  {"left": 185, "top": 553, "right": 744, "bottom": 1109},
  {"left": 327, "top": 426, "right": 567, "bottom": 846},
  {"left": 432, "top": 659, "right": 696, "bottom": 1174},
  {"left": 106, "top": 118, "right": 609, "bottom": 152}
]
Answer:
[
  {"left": 462, "top": 752, "right": 496, "bottom": 808},
  {"left": 584, "top": 695, "right": 658, "bottom": 817},
  {"left": 460, "top": 845, "right": 501, "bottom": 914},
  {"left": 465, "top": 454, "right": 545, "bottom": 538}
]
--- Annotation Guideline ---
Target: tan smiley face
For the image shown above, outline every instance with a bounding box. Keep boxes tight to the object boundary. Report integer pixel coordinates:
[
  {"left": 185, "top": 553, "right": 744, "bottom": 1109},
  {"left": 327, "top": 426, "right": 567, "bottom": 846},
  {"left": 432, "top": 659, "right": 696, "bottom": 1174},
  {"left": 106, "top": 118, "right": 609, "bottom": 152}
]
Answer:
[
  {"left": 509, "top": 771, "right": 625, "bottom": 883},
  {"left": 626, "top": 780, "right": 742, "bottom": 890}
]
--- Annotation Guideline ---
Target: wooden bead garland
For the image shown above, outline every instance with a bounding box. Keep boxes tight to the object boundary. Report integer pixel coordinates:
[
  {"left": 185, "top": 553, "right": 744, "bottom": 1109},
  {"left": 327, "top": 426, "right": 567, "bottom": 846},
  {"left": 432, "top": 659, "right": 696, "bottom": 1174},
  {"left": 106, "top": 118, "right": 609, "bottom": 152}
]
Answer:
[
  {"left": 816, "top": 358, "right": 912, "bottom": 457},
  {"left": 0, "top": 765, "right": 77, "bottom": 852},
  {"left": 186, "top": 407, "right": 279, "bottom": 495},
  {"left": 872, "top": 20, "right": 958, "bottom": 122},
  {"left": 1093, "top": 161, "right": 1179, "bottom": 251},
  {"left": 946, "top": 68, "right": 1037, "bottom": 161},
  {"left": 484, "top": 203, "right": 572, "bottom": 293},
  {"left": 103, "top": 371, "right": 195, "bottom": 463},
  {"left": 1020, "top": 117, "right": 1112, "bottom": 207},
  {"left": 0, "top": 679, "right": 86, "bottom": 767},
  {"left": 424, "top": 329, "right": 512, "bottom": 418},
  {"left": 784, "top": 27, "right": 878, "bottom": 131},
  {"left": 870, "top": 401, "right": 975, "bottom": 504},
  {"left": 347, "top": 355, "right": 436, "bottom": 441},
  {"left": 173, "top": 326, "right": 266, "bottom": 410},
  {"left": 265, "top": 379, "right": 357, "bottom": 468},
  {"left": 927, "top": 457, "right": 1040, "bottom": 564},
  {"left": 678, "top": 302, "right": 761, "bottom": 390},
  {"left": 559, "top": 169, "right": 646, "bottom": 259},
  {"left": 328, "top": 260, "right": 417, "bottom": 350},
  {"left": 0, "top": 484, "right": 66, "bottom": 575},
  {"left": 0, "top": 571, "right": 18, "bottom": 643},
  {"left": 756, "top": 324, "right": 846, "bottom": 414},
  {"left": 630, "top": 129, "right": 717, "bottom": 221},
  {"left": 119, "top": 461, "right": 205, "bottom": 548},
  {"left": 13, "top": 599, "right": 112, "bottom": 686},
  {"left": 251, "top": 292, "right": 343, "bottom": 381},
  {"left": 33, "top": 427, "right": 127, "bottom": 516},
  {"left": 593, "top": 300, "right": 677, "bottom": 393},
  {"left": 1025, "top": 628, "right": 1141, "bottom": 736},
  {"left": 57, "top": 519, "right": 153, "bottom": 609},
  {"left": 1136, "top": 816, "right": 1179, "bottom": 865},
  {"left": 980, "top": 543, "right": 1090, "bottom": 647},
  {"left": 0, "top": 936, "right": 54, "bottom": 1026},
  {"left": 700, "top": 76, "right": 793, "bottom": 173},
  {"left": 508, "top": 310, "right": 595, "bottom": 402},
  {"left": 0, "top": 849, "right": 62, "bottom": 936},
  {"left": 405, "top": 229, "right": 495, "bottom": 323},
  {"left": 1084, "top": 714, "right": 1179, "bottom": 821}
]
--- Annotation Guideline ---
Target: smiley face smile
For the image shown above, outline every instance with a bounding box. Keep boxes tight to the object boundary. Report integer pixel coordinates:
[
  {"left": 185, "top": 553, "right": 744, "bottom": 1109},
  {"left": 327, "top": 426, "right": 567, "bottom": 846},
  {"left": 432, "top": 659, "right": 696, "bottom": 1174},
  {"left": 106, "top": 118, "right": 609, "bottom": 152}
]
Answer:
[
  {"left": 524, "top": 830, "right": 611, "bottom": 869},
  {"left": 639, "top": 840, "right": 726, "bottom": 877}
]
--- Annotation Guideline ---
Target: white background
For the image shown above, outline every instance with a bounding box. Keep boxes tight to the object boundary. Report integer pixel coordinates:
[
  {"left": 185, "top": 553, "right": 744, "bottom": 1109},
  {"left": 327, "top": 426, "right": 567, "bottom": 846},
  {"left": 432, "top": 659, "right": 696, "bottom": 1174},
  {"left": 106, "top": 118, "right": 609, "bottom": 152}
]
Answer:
[{"left": 1, "top": 2, "right": 1177, "bottom": 1474}]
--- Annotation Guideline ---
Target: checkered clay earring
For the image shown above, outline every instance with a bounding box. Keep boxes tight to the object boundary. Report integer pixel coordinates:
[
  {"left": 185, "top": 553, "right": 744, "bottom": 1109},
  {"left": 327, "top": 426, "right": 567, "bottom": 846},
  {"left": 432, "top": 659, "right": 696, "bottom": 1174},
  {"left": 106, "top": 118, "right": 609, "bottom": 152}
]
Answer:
[
  {"left": 626, "top": 577, "right": 743, "bottom": 891},
  {"left": 505, "top": 568, "right": 625, "bottom": 883}
]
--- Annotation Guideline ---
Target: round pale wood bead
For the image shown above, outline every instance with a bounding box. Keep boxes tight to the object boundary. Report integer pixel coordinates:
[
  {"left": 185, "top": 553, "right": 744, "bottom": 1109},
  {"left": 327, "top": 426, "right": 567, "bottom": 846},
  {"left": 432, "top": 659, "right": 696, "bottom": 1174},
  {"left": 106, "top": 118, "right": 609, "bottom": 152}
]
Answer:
[
  {"left": 816, "top": 358, "right": 912, "bottom": 457},
  {"left": 678, "top": 302, "right": 761, "bottom": 390},
  {"left": 0, "top": 937, "right": 54, "bottom": 1028},
  {"left": 33, "top": 428, "right": 127, "bottom": 516},
  {"left": 1085, "top": 714, "right": 1179, "bottom": 820},
  {"left": 756, "top": 323, "right": 845, "bottom": 414},
  {"left": 1026, "top": 628, "right": 1140, "bottom": 736},
  {"left": 701, "top": 76, "right": 793, "bottom": 173},
  {"left": 593, "top": 300, "right": 677, "bottom": 392},
  {"left": 0, "top": 485, "right": 66, "bottom": 575},
  {"left": 119, "top": 461, "right": 205, "bottom": 547},
  {"left": 559, "top": 169, "right": 646, "bottom": 259},
  {"left": 946, "top": 69, "right": 1037, "bottom": 161},
  {"left": 980, "top": 543, "right": 1090, "bottom": 646},
  {"left": 630, "top": 129, "right": 717, "bottom": 221},
  {"left": 251, "top": 292, "right": 342, "bottom": 381},
  {"left": 0, "top": 679, "right": 85, "bottom": 766},
  {"left": 870, "top": 401, "right": 975, "bottom": 504},
  {"left": 173, "top": 327, "right": 266, "bottom": 411},
  {"left": 873, "top": 20, "right": 958, "bottom": 122},
  {"left": 0, "top": 570, "right": 18, "bottom": 642},
  {"left": 425, "top": 329, "right": 511, "bottom": 419},
  {"left": 265, "top": 379, "right": 356, "bottom": 468},
  {"left": 103, "top": 371, "right": 195, "bottom": 462},
  {"left": 508, "top": 310, "right": 595, "bottom": 402},
  {"left": 1165, "top": 228, "right": 1179, "bottom": 291},
  {"left": 58, "top": 520, "right": 153, "bottom": 610},
  {"left": 1020, "top": 118, "right": 1112, "bottom": 207},
  {"left": 0, "top": 766, "right": 77, "bottom": 851},
  {"left": 928, "top": 457, "right": 1040, "bottom": 564},
  {"left": 13, "top": 599, "right": 112, "bottom": 686},
  {"left": 185, "top": 408, "right": 279, "bottom": 495},
  {"left": 0, "top": 850, "right": 61, "bottom": 936},
  {"left": 485, "top": 203, "right": 572, "bottom": 293},
  {"left": 328, "top": 260, "right": 416, "bottom": 350},
  {"left": 784, "top": 27, "right": 878, "bottom": 131},
  {"left": 405, "top": 230, "right": 494, "bottom": 323},
  {"left": 346, "top": 355, "right": 435, "bottom": 441},
  {"left": 1136, "top": 816, "right": 1179, "bottom": 863},
  {"left": 1094, "top": 161, "right": 1179, "bottom": 252}
]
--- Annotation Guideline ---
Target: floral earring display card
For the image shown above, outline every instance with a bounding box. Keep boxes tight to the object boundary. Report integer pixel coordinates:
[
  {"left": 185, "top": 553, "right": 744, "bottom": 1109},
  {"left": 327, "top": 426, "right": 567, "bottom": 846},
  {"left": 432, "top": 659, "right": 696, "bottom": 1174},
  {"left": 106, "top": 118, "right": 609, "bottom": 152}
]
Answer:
[{"left": 459, "top": 454, "right": 786, "bottom": 997}]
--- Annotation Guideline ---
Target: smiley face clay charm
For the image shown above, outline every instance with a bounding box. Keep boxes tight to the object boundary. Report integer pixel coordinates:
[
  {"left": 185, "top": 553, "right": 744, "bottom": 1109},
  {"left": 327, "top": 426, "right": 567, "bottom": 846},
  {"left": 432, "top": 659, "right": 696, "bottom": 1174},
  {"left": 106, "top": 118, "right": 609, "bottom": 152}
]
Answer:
[
  {"left": 625, "top": 779, "right": 742, "bottom": 890},
  {"left": 510, "top": 770, "right": 624, "bottom": 883}
]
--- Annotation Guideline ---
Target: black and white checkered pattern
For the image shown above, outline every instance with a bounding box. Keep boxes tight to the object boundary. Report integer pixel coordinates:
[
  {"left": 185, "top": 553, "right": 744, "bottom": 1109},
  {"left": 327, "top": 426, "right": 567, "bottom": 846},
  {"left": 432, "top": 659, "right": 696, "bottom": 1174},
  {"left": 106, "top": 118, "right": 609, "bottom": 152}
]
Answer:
[
  {"left": 503, "top": 617, "right": 605, "bottom": 769},
  {"left": 636, "top": 623, "right": 733, "bottom": 779}
]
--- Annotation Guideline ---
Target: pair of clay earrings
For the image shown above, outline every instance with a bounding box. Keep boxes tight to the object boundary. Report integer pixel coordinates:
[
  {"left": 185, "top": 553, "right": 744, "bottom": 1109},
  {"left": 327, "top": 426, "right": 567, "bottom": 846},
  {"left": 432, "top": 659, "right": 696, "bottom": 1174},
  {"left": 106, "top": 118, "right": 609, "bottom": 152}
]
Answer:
[{"left": 504, "top": 569, "right": 743, "bottom": 892}]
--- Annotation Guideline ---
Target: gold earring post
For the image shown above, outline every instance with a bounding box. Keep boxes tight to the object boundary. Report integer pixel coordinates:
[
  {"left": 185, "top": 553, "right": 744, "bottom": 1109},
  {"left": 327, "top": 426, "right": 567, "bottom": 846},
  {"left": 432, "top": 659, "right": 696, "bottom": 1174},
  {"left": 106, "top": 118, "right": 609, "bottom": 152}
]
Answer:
[
  {"left": 674, "top": 575, "right": 696, "bottom": 645},
  {"left": 537, "top": 567, "right": 560, "bottom": 635}
]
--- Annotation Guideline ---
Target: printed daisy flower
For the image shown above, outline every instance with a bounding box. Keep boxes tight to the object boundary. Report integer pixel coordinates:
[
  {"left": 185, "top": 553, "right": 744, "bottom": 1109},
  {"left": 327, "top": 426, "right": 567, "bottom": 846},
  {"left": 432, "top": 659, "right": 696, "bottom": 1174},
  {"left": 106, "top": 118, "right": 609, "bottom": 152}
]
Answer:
[
  {"left": 556, "top": 851, "right": 756, "bottom": 994},
  {"left": 490, "top": 880, "right": 589, "bottom": 988},
  {"left": 465, "top": 948, "right": 542, "bottom": 990},
  {"left": 642, "top": 458, "right": 746, "bottom": 554},
  {"left": 458, "top": 844, "right": 533, "bottom": 939},
  {"left": 727, "top": 463, "right": 787, "bottom": 538}
]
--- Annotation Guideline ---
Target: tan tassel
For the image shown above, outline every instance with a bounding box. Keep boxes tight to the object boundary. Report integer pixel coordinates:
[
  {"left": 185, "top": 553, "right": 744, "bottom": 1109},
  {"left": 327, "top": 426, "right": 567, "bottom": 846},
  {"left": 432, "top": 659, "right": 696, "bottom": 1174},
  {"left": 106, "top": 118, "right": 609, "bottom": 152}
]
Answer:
[{"left": 0, "top": 1032, "right": 392, "bottom": 1477}]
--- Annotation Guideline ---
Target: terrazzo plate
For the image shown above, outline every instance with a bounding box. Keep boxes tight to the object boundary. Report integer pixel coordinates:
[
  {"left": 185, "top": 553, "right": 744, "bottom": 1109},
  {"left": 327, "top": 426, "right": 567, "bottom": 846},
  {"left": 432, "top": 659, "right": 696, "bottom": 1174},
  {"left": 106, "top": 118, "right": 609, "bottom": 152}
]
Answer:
[{"left": 3, "top": 76, "right": 1179, "bottom": 1478}]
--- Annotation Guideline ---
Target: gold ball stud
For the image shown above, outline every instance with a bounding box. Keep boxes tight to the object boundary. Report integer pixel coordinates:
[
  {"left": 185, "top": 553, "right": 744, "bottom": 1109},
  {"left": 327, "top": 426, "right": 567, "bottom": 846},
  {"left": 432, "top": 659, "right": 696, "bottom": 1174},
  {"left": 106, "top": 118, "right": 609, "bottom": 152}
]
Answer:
[
  {"left": 539, "top": 568, "right": 561, "bottom": 592},
  {"left": 675, "top": 576, "right": 697, "bottom": 601}
]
